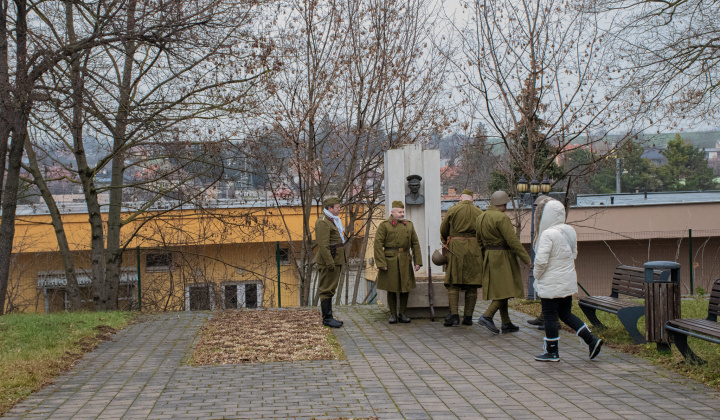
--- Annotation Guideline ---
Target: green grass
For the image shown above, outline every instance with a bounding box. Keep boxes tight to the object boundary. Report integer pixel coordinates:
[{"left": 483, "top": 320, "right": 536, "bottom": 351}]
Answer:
[
  {"left": 510, "top": 298, "right": 720, "bottom": 389},
  {"left": 0, "top": 311, "right": 135, "bottom": 415}
]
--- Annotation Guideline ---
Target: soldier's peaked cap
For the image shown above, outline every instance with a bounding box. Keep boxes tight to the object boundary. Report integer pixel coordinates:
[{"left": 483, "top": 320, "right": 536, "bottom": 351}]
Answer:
[
  {"left": 323, "top": 197, "right": 341, "bottom": 207},
  {"left": 406, "top": 174, "right": 422, "bottom": 183}
]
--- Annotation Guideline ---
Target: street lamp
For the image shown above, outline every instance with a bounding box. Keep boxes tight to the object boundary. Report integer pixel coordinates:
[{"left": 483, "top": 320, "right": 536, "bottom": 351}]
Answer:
[
  {"left": 517, "top": 176, "right": 528, "bottom": 194},
  {"left": 530, "top": 178, "right": 540, "bottom": 194},
  {"left": 518, "top": 176, "right": 552, "bottom": 300},
  {"left": 541, "top": 177, "right": 551, "bottom": 194}
]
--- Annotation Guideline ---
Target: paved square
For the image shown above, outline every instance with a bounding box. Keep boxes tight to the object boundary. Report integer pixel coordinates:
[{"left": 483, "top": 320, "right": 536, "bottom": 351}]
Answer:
[{"left": 4, "top": 304, "right": 720, "bottom": 419}]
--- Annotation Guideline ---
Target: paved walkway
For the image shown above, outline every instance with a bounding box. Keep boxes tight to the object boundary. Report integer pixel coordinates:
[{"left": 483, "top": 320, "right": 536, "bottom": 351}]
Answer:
[{"left": 5, "top": 304, "right": 720, "bottom": 419}]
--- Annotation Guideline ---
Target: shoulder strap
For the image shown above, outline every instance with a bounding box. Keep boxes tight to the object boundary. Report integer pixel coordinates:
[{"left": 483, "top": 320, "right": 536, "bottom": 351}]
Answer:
[
  {"left": 554, "top": 227, "right": 574, "bottom": 251},
  {"left": 477, "top": 212, "right": 488, "bottom": 240}
]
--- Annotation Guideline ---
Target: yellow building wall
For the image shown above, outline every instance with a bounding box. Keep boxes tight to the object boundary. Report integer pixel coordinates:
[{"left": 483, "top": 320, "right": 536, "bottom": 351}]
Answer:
[
  {"left": 13, "top": 206, "right": 313, "bottom": 253},
  {"left": 7, "top": 205, "right": 340, "bottom": 313}
]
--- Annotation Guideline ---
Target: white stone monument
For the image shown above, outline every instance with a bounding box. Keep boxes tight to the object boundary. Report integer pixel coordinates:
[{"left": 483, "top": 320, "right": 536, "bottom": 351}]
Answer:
[{"left": 379, "top": 143, "right": 458, "bottom": 318}]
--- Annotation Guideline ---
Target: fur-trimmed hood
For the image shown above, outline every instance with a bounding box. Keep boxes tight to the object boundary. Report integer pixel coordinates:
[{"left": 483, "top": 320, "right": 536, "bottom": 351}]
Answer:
[{"left": 533, "top": 195, "right": 559, "bottom": 250}]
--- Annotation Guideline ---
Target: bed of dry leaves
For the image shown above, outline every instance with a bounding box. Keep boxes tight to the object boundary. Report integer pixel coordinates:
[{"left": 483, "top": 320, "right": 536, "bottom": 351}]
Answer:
[{"left": 191, "top": 308, "right": 343, "bottom": 365}]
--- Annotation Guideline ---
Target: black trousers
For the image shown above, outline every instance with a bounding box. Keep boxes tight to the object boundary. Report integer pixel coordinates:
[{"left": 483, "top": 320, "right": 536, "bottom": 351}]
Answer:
[{"left": 541, "top": 296, "right": 585, "bottom": 339}]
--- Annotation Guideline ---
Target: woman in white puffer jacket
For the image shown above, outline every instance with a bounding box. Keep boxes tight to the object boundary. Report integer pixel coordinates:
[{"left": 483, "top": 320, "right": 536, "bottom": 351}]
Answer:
[{"left": 532, "top": 198, "right": 603, "bottom": 362}]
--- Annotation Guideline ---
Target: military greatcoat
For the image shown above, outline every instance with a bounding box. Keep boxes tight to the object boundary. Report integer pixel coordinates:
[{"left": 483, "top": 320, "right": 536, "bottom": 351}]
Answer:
[
  {"left": 373, "top": 218, "right": 423, "bottom": 293},
  {"left": 475, "top": 205, "right": 531, "bottom": 301},
  {"left": 440, "top": 200, "right": 484, "bottom": 287},
  {"left": 314, "top": 214, "right": 347, "bottom": 299}
]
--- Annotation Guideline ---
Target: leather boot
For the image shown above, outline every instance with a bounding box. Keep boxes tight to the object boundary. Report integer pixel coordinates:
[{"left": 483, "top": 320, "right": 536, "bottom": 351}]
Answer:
[
  {"left": 535, "top": 338, "right": 560, "bottom": 362},
  {"left": 444, "top": 314, "right": 460, "bottom": 327},
  {"left": 479, "top": 315, "right": 499, "bottom": 334},
  {"left": 398, "top": 313, "right": 411, "bottom": 323},
  {"left": 578, "top": 324, "right": 603, "bottom": 359},
  {"left": 320, "top": 299, "right": 342, "bottom": 328},
  {"left": 462, "top": 316, "right": 473, "bottom": 326},
  {"left": 527, "top": 316, "right": 543, "bottom": 326},
  {"left": 589, "top": 336, "right": 603, "bottom": 360},
  {"left": 501, "top": 322, "right": 520, "bottom": 333}
]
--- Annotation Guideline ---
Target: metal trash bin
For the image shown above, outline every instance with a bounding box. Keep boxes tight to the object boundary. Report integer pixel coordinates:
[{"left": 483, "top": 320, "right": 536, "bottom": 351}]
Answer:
[{"left": 644, "top": 261, "right": 681, "bottom": 351}]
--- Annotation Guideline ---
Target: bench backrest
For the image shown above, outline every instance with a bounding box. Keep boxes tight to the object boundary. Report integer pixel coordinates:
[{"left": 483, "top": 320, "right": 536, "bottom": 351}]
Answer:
[
  {"left": 707, "top": 278, "right": 720, "bottom": 322},
  {"left": 611, "top": 265, "right": 661, "bottom": 299}
]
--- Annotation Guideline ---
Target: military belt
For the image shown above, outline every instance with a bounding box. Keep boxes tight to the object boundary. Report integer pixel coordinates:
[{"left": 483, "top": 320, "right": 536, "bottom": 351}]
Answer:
[
  {"left": 384, "top": 247, "right": 408, "bottom": 253},
  {"left": 449, "top": 236, "right": 475, "bottom": 240}
]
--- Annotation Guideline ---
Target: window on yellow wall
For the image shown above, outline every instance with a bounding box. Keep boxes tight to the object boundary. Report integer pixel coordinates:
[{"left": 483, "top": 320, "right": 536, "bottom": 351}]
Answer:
[
  {"left": 222, "top": 282, "right": 262, "bottom": 309},
  {"left": 188, "top": 284, "right": 213, "bottom": 310},
  {"left": 146, "top": 252, "right": 173, "bottom": 271},
  {"left": 278, "top": 248, "right": 290, "bottom": 265},
  {"left": 39, "top": 269, "right": 138, "bottom": 313}
]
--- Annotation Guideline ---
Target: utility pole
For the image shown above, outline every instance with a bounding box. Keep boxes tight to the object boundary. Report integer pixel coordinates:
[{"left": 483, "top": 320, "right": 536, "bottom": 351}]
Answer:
[{"left": 616, "top": 157, "right": 621, "bottom": 193}]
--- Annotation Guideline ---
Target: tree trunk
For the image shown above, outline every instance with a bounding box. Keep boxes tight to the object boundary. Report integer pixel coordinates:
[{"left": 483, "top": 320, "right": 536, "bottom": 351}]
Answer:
[
  {"left": 334, "top": 266, "right": 344, "bottom": 306},
  {"left": 84, "top": 175, "right": 107, "bottom": 310},
  {"left": 0, "top": 2, "right": 10, "bottom": 314},
  {"left": 300, "top": 221, "right": 314, "bottom": 306},
  {"left": 104, "top": 149, "right": 125, "bottom": 309},
  {"left": 299, "top": 119, "right": 317, "bottom": 306},
  {"left": 336, "top": 206, "right": 358, "bottom": 306},
  {"left": 70, "top": 60, "right": 106, "bottom": 310},
  {"left": 0, "top": 0, "right": 28, "bottom": 314},
  {"left": 0, "top": 120, "right": 27, "bottom": 314},
  {"left": 24, "top": 139, "right": 82, "bottom": 310},
  {"left": 104, "top": 0, "right": 138, "bottom": 310},
  {"left": 71, "top": 73, "right": 106, "bottom": 310},
  {"left": 311, "top": 269, "right": 321, "bottom": 307}
]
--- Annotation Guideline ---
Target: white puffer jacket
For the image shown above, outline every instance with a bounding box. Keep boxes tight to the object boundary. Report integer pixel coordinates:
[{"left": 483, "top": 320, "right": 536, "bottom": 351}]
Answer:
[{"left": 532, "top": 199, "right": 578, "bottom": 299}]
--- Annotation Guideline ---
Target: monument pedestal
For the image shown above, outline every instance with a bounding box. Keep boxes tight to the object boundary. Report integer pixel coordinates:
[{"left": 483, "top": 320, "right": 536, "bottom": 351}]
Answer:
[
  {"left": 377, "top": 276, "right": 463, "bottom": 319},
  {"left": 379, "top": 144, "right": 447, "bottom": 319}
]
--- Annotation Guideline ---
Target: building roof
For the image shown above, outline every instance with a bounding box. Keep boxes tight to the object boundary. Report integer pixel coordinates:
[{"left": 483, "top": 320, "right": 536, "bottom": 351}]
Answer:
[
  {"left": 16, "top": 197, "right": 308, "bottom": 216},
  {"left": 441, "top": 190, "right": 720, "bottom": 211},
  {"left": 575, "top": 191, "right": 720, "bottom": 207},
  {"left": 19, "top": 190, "right": 720, "bottom": 218}
]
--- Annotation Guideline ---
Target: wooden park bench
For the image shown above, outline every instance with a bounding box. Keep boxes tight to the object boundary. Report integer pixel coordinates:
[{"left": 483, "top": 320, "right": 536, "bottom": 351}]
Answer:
[
  {"left": 665, "top": 278, "right": 720, "bottom": 364},
  {"left": 579, "top": 265, "right": 663, "bottom": 344}
]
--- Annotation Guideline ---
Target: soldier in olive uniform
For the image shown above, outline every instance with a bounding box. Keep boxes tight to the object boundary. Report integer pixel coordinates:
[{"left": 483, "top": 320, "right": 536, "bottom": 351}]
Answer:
[
  {"left": 374, "top": 201, "right": 423, "bottom": 324},
  {"left": 314, "top": 197, "right": 347, "bottom": 328},
  {"left": 475, "top": 191, "right": 531, "bottom": 334},
  {"left": 440, "top": 189, "right": 484, "bottom": 327}
]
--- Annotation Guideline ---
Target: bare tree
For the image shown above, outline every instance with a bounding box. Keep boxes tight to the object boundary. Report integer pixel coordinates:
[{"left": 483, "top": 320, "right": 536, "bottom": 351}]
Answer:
[
  {"left": 0, "top": 0, "right": 154, "bottom": 314},
  {"left": 447, "top": 0, "right": 650, "bottom": 199},
  {"left": 249, "top": 0, "right": 450, "bottom": 306},
  {"left": 255, "top": 0, "right": 350, "bottom": 307},
  {"left": 595, "top": 0, "right": 720, "bottom": 124},
  {"left": 23, "top": 137, "right": 83, "bottom": 310},
  {"left": 445, "top": 127, "right": 500, "bottom": 196},
  {"left": 328, "top": 0, "right": 450, "bottom": 305},
  {"left": 19, "top": 0, "right": 268, "bottom": 311}
]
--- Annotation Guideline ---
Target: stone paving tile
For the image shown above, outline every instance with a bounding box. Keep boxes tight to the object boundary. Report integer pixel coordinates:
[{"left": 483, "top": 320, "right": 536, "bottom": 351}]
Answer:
[
  {"left": 5, "top": 304, "right": 720, "bottom": 419},
  {"left": 3, "top": 311, "right": 378, "bottom": 420},
  {"left": 333, "top": 304, "right": 720, "bottom": 419}
]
